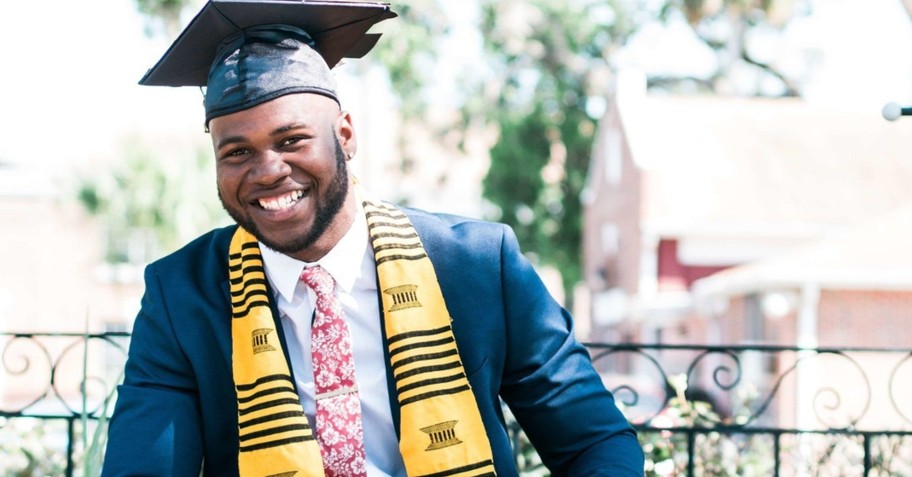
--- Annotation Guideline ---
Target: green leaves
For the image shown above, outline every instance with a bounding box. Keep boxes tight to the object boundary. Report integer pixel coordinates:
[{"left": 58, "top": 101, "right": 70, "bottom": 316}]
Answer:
[
  {"left": 472, "top": 0, "right": 616, "bottom": 298},
  {"left": 371, "top": 1, "right": 448, "bottom": 118},
  {"left": 74, "top": 139, "right": 226, "bottom": 264},
  {"left": 133, "top": 0, "right": 198, "bottom": 37}
]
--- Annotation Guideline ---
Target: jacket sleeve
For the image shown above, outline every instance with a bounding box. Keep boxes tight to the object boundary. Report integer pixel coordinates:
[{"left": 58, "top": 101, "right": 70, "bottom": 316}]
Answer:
[
  {"left": 496, "top": 226, "right": 644, "bottom": 476},
  {"left": 102, "top": 264, "right": 205, "bottom": 477}
]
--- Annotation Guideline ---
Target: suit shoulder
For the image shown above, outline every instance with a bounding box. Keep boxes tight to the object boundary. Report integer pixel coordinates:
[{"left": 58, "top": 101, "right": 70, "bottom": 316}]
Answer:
[
  {"left": 149, "top": 224, "right": 237, "bottom": 276},
  {"left": 404, "top": 208, "right": 508, "bottom": 238},
  {"left": 402, "top": 207, "right": 514, "bottom": 259}
]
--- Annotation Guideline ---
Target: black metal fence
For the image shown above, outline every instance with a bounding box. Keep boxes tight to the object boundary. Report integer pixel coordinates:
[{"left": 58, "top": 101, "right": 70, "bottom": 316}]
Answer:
[
  {"left": 0, "top": 332, "right": 130, "bottom": 477},
  {"left": 623, "top": 343, "right": 910, "bottom": 475},
  {"left": 3, "top": 333, "right": 911, "bottom": 476},
  {"left": 513, "top": 343, "right": 912, "bottom": 476}
]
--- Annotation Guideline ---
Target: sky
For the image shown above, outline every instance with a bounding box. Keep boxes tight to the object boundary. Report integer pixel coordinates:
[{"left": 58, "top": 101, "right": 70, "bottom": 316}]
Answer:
[
  {"left": 0, "top": 0, "right": 204, "bottom": 168},
  {"left": 615, "top": 0, "right": 912, "bottom": 109}
]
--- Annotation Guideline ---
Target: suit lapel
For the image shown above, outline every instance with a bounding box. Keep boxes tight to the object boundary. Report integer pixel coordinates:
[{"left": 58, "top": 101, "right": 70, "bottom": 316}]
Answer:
[
  {"left": 214, "top": 245, "right": 297, "bottom": 390},
  {"left": 220, "top": 261, "right": 299, "bottom": 389},
  {"left": 216, "top": 277, "right": 234, "bottom": 372}
]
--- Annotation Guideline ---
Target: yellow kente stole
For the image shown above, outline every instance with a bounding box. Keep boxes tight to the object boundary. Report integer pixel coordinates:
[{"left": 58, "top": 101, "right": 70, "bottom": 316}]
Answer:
[{"left": 228, "top": 188, "right": 496, "bottom": 477}]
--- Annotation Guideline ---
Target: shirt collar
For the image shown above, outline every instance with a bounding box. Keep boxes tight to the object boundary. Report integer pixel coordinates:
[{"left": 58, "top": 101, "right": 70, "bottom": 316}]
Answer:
[{"left": 260, "top": 202, "right": 370, "bottom": 302}]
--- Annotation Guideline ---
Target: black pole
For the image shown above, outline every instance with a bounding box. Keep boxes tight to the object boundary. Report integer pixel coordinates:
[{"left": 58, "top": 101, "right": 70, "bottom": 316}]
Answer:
[
  {"left": 66, "top": 417, "right": 75, "bottom": 477},
  {"left": 687, "top": 431, "right": 695, "bottom": 476},
  {"left": 863, "top": 433, "right": 872, "bottom": 476},
  {"left": 774, "top": 431, "right": 781, "bottom": 477},
  {"left": 882, "top": 102, "right": 912, "bottom": 121}
]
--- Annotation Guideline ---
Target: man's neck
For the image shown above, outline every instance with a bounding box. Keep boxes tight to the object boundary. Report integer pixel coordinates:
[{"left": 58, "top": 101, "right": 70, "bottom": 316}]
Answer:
[{"left": 287, "top": 192, "right": 359, "bottom": 263}]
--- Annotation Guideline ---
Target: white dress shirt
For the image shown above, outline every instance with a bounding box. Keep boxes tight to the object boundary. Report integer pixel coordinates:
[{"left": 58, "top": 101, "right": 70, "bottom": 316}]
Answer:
[{"left": 260, "top": 204, "right": 406, "bottom": 477}]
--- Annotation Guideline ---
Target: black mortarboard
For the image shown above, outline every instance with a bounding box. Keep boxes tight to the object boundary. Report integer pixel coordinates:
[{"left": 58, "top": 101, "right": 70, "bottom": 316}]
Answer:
[{"left": 139, "top": 0, "right": 396, "bottom": 123}]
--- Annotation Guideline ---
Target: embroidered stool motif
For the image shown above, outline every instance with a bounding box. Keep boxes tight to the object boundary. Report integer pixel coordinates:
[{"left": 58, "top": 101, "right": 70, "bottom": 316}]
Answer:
[{"left": 301, "top": 265, "right": 368, "bottom": 477}]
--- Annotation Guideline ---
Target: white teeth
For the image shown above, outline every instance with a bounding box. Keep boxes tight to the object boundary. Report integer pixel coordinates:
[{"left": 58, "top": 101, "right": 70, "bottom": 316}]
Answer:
[{"left": 258, "top": 190, "right": 303, "bottom": 211}]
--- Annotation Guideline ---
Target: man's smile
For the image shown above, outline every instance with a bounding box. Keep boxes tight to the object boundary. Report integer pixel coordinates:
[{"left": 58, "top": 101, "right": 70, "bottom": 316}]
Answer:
[{"left": 256, "top": 189, "right": 306, "bottom": 211}]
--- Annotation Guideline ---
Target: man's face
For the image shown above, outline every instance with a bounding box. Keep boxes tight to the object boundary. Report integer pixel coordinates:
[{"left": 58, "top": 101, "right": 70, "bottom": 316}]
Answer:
[{"left": 209, "top": 93, "right": 357, "bottom": 262}]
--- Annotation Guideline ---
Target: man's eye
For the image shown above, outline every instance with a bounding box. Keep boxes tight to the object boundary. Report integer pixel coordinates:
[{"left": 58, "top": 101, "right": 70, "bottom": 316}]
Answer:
[
  {"left": 219, "top": 148, "right": 249, "bottom": 162},
  {"left": 282, "top": 136, "right": 305, "bottom": 146}
]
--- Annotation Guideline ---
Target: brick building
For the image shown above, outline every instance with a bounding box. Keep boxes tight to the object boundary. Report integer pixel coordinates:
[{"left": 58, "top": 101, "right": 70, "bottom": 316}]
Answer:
[
  {"left": 582, "top": 71, "right": 912, "bottom": 349},
  {"left": 694, "top": 204, "right": 912, "bottom": 348},
  {"left": 581, "top": 73, "right": 912, "bottom": 430}
]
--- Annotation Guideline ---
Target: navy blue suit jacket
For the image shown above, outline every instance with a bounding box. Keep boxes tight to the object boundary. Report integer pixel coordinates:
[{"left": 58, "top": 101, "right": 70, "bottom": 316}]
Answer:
[{"left": 103, "top": 209, "right": 643, "bottom": 476}]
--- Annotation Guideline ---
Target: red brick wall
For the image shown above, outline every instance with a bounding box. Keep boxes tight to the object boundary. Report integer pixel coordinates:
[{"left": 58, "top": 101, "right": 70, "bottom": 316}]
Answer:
[
  {"left": 817, "top": 290, "right": 912, "bottom": 348},
  {"left": 582, "top": 102, "right": 643, "bottom": 296},
  {"left": 706, "top": 290, "right": 912, "bottom": 348},
  {"left": 716, "top": 296, "right": 749, "bottom": 344},
  {"left": 657, "top": 239, "right": 730, "bottom": 292}
]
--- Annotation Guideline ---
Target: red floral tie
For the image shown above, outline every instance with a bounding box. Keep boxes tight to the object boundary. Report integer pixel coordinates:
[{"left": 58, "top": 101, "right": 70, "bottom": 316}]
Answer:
[{"left": 300, "top": 266, "right": 368, "bottom": 477}]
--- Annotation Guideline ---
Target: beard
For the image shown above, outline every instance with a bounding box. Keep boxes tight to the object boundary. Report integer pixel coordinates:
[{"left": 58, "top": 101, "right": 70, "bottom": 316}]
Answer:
[{"left": 219, "top": 136, "right": 349, "bottom": 257}]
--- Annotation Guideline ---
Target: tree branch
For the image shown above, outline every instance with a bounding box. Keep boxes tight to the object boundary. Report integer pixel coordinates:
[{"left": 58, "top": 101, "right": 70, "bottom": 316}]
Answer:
[{"left": 740, "top": 44, "right": 800, "bottom": 97}]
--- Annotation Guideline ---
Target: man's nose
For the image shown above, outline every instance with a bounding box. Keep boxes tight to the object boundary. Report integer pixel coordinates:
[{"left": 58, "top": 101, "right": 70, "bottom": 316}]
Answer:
[{"left": 250, "top": 151, "right": 292, "bottom": 184}]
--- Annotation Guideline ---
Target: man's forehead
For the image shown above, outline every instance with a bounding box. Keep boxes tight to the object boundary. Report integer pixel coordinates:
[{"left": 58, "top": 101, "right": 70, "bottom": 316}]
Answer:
[{"left": 209, "top": 93, "right": 340, "bottom": 137}]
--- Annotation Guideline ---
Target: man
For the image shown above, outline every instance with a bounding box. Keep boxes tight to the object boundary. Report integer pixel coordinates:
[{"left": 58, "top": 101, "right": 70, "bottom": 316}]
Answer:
[{"left": 103, "top": 1, "right": 644, "bottom": 476}]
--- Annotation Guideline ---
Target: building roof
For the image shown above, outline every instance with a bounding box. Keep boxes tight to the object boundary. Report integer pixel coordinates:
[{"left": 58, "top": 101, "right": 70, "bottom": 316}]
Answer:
[
  {"left": 693, "top": 203, "right": 912, "bottom": 298},
  {"left": 615, "top": 86, "right": 912, "bottom": 239}
]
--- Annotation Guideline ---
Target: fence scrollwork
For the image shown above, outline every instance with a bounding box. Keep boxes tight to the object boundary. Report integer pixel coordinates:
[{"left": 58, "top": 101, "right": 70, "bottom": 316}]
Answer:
[
  {"left": 584, "top": 342, "right": 912, "bottom": 476},
  {"left": 1, "top": 332, "right": 129, "bottom": 417},
  {"left": 3, "top": 333, "right": 911, "bottom": 476}
]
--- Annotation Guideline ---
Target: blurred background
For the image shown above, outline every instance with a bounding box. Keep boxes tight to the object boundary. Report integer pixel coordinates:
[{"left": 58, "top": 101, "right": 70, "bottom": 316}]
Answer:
[{"left": 2, "top": 0, "right": 912, "bottom": 475}]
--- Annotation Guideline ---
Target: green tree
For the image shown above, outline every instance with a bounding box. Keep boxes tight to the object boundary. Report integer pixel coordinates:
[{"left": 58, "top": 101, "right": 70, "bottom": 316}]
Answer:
[
  {"left": 76, "top": 138, "right": 226, "bottom": 264},
  {"left": 660, "top": 0, "right": 805, "bottom": 95},
  {"left": 472, "top": 0, "right": 805, "bottom": 302},
  {"left": 375, "top": 0, "right": 805, "bottom": 304},
  {"left": 470, "top": 0, "right": 619, "bottom": 301},
  {"left": 134, "top": 0, "right": 198, "bottom": 37},
  {"left": 371, "top": 0, "right": 448, "bottom": 119},
  {"left": 76, "top": 0, "right": 219, "bottom": 266}
]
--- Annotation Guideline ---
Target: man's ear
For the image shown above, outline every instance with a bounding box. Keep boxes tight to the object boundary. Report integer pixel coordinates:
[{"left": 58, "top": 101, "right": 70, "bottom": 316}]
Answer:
[{"left": 337, "top": 111, "right": 357, "bottom": 158}]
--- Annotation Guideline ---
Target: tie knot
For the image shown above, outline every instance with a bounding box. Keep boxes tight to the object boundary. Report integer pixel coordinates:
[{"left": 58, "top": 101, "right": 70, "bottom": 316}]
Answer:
[{"left": 300, "top": 265, "right": 335, "bottom": 297}]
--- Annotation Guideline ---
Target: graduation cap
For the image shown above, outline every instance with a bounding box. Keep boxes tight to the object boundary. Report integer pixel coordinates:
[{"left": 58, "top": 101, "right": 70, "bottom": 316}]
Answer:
[{"left": 140, "top": 0, "right": 397, "bottom": 123}]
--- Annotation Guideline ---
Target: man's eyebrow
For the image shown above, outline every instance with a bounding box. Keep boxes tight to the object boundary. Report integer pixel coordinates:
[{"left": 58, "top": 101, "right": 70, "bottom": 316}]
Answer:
[
  {"left": 215, "top": 123, "right": 314, "bottom": 149},
  {"left": 271, "top": 122, "right": 314, "bottom": 135},
  {"left": 215, "top": 135, "right": 246, "bottom": 150}
]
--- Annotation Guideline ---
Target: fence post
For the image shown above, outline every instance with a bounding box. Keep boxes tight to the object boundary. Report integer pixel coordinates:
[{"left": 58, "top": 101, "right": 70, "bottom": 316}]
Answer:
[
  {"left": 686, "top": 430, "right": 695, "bottom": 476},
  {"left": 67, "top": 416, "right": 75, "bottom": 477},
  {"left": 863, "top": 433, "right": 872, "bottom": 476},
  {"left": 774, "top": 431, "right": 781, "bottom": 477}
]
